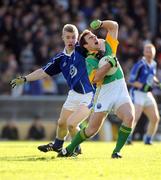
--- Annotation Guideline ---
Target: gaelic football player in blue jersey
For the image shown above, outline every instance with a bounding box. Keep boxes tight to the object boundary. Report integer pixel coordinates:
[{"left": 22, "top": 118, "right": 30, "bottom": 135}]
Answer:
[
  {"left": 10, "top": 24, "right": 98, "bottom": 155},
  {"left": 127, "top": 43, "right": 160, "bottom": 145}
]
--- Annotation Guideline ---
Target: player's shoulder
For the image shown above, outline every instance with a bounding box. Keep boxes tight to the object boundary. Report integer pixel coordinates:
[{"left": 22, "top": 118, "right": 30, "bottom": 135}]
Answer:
[
  {"left": 86, "top": 53, "right": 97, "bottom": 61},
  {"left": 130, "top": 58, "right": 144, "bottom": 72},
  {"left": 54, "top": 52, "right": 65, "bottom": 59},
  {"left": 152, "top": 60, "right": 157, "bottom": 66},
  {"left": 75, "top": 43, "right": 88, "bottom": 57},
  {"left": 135, "top": 58, "right": 145, "bottom": 67},
  {"left": 50, "top": 52, "right": 65, "bottom": 62},
  {"left": 105, "top": 33, "right": 118, "bottom": 43},
  {"left": 86, "top": 54, "right": 98, "bottom": 66}
]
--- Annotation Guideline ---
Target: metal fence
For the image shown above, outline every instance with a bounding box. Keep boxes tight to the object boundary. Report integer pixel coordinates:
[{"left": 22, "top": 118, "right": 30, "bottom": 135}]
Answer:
[
  {"left": 0, "top": 95, "right": 161, "bottom": 120},
  {"left": 0, "top": 95, "right": 161, "bottom": 141},
  {"left": 0, "top": 95, "right": 67, "bottom": 120}
]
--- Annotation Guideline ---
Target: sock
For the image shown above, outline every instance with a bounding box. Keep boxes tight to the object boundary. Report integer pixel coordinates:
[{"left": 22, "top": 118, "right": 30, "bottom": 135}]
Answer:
[
  {"left": 79, "top": 119, "right": 88, "bottom": 129},
  {"left": 113, "top": 125, "right": 132, "bottom": 154},
  {"left": 53, "top": 138, "right": 64, "bottom": 149},
  {"left": 144, "top": 135, "right": 152, "bottom": 143},
  {"left": 127, "top": 134, "right": 132, "bottom": 142},
  {"left": 67, "top": 129, "right": 88, "bottom": 153}
]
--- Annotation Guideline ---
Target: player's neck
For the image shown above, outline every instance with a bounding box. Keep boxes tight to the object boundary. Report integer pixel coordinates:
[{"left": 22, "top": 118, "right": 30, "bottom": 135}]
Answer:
[
  {"left": 144, "top": 56, "right": 153, "bottom": 64},
  {"left": 64, "top": 48, "right": 74, "bottom": 55},
  {"left": 98, "top": 39, "right": 105, "bottom": 51}
]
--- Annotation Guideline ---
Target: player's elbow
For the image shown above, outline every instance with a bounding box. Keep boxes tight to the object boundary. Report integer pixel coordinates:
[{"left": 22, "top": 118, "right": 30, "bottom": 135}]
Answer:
[
  {"left": 93, "top": 70, "right": 107, "bottom": 83},
  {"left": 93, "top": 76, "right": 103, "bottom": 83},
  {"left": 102, "top": 20, "right": 119, "bottom": 31},
  {"left": 112, "top": 21, "right": 119, "bottom": 30}
]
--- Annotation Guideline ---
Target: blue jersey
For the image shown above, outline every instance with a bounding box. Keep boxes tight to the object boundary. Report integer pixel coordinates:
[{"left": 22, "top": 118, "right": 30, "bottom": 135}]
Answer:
[
  {"left": 43, "top": 45, "right": 94, "bottom": 94},
  {"left": 129, "top": 57, "right": 157, "bottom": 92}
]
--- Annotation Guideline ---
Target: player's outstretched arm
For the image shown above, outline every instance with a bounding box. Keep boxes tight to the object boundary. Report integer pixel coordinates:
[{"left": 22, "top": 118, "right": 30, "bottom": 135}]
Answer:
[
  {"left": 90, "top": 19, "right": 118, "bottom": 39},
  {"left": 25, "top": 68, "right": 48, "bottom": 82},
  {"left": 10, "top": 68, "right": 48, "bottom": 88},
  {"left": 129, "top": 81, "right": 153, "bottom": 92},
  {"left": 128, "top": 81, "right": 143, "bottom": 89}
]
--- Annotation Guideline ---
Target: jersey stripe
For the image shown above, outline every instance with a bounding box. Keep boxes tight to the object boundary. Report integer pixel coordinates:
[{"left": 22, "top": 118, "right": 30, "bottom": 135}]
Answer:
[{"left": 105, "top": 33, "right": 119, "bottom": 55}]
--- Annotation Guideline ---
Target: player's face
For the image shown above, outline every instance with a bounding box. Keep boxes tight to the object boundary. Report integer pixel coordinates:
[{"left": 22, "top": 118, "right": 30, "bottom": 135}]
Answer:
[
  {"left": 143, "top": 45, "right": 155, "bottom": 60},
  {"left": 84, "top": 32, "right": 99, "bottom": 51},
  {"left": 63, "top": 31, "right": 78, "bottom": 51}
]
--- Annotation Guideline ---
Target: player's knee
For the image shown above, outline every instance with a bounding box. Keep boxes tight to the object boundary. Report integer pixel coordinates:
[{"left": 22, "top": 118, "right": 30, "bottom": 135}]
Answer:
[
  {"left": 67, "top": 123, "right": 77, "bottom": 133},
  {"left": 151, "top": 115, "right": 160, "bottom": 124},
  {"left": 123, "top": 113, "right": 134, "bottom": 127},
  {"left": 57, "top": 120, "right": 66, "bottom": 129}
]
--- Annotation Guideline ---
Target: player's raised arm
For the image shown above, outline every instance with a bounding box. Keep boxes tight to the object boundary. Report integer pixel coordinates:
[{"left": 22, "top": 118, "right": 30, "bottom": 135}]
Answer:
[{"left": 90, "top": 19, "right": 118, "bottom": 40}]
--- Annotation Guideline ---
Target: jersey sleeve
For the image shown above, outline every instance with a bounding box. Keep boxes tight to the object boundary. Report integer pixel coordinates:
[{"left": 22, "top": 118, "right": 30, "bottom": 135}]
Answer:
[
  {"left": 129, "top": 62, "right": 143, "bottom": 83},
  {"left": 153, "top": 61, "right": 157, "bottom": 75},
  {"left": 42, "top": 56, "right": 61, "bottom": 76},
  {"left": 86, "top": 56, "right": 98, "bottom": 83},
  {"left": 105, "top": 33, "right": 119, "bottom": 55}
]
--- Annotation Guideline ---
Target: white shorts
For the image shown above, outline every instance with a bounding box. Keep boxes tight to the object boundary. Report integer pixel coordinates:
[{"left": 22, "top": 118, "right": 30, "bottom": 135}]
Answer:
[
  {"left": 130, "top": 90, "right": 156, "bottom": 107},
  {"left": 94, "top": 79, "right": 132, "bottom": 113},
  {"left": 63, "top": 90, "right": 94, "bottom": 111}
]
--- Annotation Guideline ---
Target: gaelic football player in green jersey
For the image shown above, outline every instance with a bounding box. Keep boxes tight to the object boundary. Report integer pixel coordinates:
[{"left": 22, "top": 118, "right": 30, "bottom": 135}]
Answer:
[{"left": 58, "top": 20, "right": 134, "bottom": 158}]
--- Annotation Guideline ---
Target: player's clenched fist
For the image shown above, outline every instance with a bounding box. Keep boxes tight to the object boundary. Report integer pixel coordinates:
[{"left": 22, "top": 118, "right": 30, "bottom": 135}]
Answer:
[
  {"left": 10, "top": 76, "right": 26, "bottom": 88},
  {"left": 90, "top": 19, "right": 103, "bottom": 30}
]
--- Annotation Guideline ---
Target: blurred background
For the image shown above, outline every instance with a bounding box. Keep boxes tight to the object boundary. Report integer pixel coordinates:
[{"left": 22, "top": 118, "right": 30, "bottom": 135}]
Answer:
[{"left": 0, "top": 0, "right": 161, "bottom": 141}]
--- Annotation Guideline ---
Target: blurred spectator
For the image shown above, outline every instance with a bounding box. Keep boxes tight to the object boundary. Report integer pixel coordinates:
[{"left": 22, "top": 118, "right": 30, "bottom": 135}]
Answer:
[
  {"left": 23, "top": 80, "right": 43, "bottom": 95},
  {"left": 20, "top": 43, "right": 35, "bottom": 72},
  {"left": 0, "top": 0, "right": 160, "bottom": 143},
  {"left": 1, "top": 119, "right": 19, "bottom": 140},
  {"left": 0, "top": 0, "right": 160, "bottom": 95},
  {"left": 23, "top": 65, "right": 43, "bottom": 95},
  {"left": 41, "top": 76, "right": 58, "bottom": 95},
  {"left": 0, "top": 50, "right": 18, "bottom": 94},
  {"left": 27, "top": 115, "right": 46, "bottom": 140},
  {"left": 56, "top": 74, "right": 69, "bottom": 95},
  {"left": 11, "top": 84, "right": 24, "bottom": 97}
]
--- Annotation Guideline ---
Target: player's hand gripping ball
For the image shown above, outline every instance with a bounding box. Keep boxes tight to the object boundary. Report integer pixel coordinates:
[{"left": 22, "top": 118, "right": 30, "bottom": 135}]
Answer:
[{"left": 98, "top": 55, "right": 118, "bottom": 75}]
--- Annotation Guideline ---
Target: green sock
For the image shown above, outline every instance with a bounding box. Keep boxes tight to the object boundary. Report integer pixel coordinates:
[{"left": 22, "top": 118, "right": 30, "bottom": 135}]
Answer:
[
  {"left": 79, "top": 119, "right": 88, "bottom": 129},
  {"left": 113, "top": 125, "right": 132, "bottom": 154},
  {"left": 67, "top": 129, "right": 88, "bottom": 153}
]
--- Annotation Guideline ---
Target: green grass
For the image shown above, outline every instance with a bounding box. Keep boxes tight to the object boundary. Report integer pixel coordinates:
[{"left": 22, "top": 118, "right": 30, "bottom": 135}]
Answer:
[{"left": 0, "top": 141, "right": 161, "bottom": 180}]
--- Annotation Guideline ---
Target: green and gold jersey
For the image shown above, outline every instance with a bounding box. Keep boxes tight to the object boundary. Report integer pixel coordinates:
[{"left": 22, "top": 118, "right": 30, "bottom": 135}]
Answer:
[
  {"left": 103, "top": 33, "right": 124, "bottom": 84},
  {"left": 85, "top": 33, "right": 124, "bottom": 86},
  {"left": 86, "top": 55, "right": 98, "bottom": 83},
  {"left": 86, "top": 55, "right": 101, "bottom": 107}
]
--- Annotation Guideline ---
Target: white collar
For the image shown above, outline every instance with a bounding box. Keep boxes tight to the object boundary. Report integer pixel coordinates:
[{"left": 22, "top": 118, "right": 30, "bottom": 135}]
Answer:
[
  {"left": 63, "top": 48, "right": 74, "bottom": 56},
  {"left": 142, "top": 57, "right": 154, "bottom": 66}
]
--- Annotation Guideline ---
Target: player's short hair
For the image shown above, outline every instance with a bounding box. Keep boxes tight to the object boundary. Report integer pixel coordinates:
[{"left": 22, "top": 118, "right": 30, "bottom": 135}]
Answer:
[
  {"left": 79, "top": 29, "right": 91, "bottom": 49},
  {"left": 144, "top": 43, "right": 156, "bottom": 57},
  {"left": 62, "top": 24, "right": 79, "bottom": 39}
]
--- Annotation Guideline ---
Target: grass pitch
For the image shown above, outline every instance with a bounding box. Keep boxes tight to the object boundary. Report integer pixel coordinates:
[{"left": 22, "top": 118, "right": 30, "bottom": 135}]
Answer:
[{"left": 0, "top": 141, "right": 161, "bottom": 180}]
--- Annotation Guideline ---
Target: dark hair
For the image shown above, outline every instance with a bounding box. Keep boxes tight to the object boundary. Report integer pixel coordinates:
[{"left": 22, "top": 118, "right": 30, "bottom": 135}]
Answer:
[{"left": 79, "top": 29, "right": 91, "bottom": 49}]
